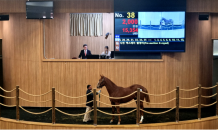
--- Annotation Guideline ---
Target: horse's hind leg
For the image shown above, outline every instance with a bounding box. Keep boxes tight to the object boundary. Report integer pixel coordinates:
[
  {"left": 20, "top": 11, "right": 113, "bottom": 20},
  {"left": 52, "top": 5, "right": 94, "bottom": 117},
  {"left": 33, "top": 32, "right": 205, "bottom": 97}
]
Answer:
[
  {"left": 139, "top": 102, "right": 144, "bottom": 124},
  {"left": 110, "top": 105, "right": 115, "bottom": 123},
  {"left": 115, "top": 104, "right": 121, "bottom": 125}
]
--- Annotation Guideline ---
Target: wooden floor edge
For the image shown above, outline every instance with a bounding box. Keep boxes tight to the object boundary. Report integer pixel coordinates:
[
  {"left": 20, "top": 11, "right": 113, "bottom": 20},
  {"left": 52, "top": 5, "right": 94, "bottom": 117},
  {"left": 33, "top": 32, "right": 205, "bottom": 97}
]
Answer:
[{"left": 0, "top": 116, "right": 217, "bottom": 128}]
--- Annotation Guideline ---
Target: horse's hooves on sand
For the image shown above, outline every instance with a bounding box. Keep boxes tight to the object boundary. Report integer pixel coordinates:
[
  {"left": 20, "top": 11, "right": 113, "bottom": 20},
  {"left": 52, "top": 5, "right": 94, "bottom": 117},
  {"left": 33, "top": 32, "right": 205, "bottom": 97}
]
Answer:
[
  {"left": 117, "top": 122, "right": 120, "bottom": 125},
  {"left": 110, "top": 120, "right": 113, "bottom": 123}
]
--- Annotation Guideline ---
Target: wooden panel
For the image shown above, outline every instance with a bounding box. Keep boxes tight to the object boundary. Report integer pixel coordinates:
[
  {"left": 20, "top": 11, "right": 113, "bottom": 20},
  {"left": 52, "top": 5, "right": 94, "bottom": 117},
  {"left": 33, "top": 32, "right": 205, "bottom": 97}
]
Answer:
[
  {"left": 1, "top": 0, "right": 218, "bottom": 13},
  {"left": 0, "top": 21, "right": 2, "bottom": 39},
  {"left": 0, "top": 116, "right": 218, "bottom": 129},
  {"left": 187, "top": 0, "right": 212, "bottom": 12},
  {"left": 210, "top": 0, "right": 218, "bottom": 12},
  {"left": 187, "top": 0, "right": 218, "bottom": 12},
  {"left": 70, "top": 13, "right": 114, "bottom": 58},
  {"left": 0, "top": 0, "right": 114, "bottom": 13},
  {"left": 2, "top": 13, "right": 43, "bottom": 106},
  {"left": 45, "top": 13, "right": 114, "bottom": 59},
  {"left": 212, "top": 13, "right": 218, "bottom": 39},
  {"left": 55, "top": 0, "right": 114, "bottom": 13},
  {"left": 0, "top": 0, "right": 26, "bottom": 13},
  {"left": 45, "top": 13, "right": 71, "bottom": 59}
]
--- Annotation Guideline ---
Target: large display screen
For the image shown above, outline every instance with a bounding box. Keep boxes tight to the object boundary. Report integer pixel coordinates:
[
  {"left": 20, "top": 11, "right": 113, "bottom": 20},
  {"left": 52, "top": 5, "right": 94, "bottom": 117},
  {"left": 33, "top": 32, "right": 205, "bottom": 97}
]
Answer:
[
  {"left": 26, "top": 1, "right": 53, "bottom": 19},
  {"left": 114, "top": 11, "right": 185, "bottom": 52}
]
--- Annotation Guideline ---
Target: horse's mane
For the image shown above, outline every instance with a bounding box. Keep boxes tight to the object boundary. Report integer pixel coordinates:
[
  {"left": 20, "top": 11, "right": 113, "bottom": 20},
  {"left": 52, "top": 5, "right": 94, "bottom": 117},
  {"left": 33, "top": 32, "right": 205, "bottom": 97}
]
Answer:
[{"left": 105, "top": 77, "right": 117, "bottom": 87}]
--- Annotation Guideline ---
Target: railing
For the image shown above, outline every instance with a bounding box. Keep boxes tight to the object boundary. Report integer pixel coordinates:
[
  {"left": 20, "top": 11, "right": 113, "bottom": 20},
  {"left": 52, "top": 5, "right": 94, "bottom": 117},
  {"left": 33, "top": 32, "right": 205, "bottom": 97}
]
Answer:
[{"left": 0, "top": 83, "right": 217, "bottom": 125}]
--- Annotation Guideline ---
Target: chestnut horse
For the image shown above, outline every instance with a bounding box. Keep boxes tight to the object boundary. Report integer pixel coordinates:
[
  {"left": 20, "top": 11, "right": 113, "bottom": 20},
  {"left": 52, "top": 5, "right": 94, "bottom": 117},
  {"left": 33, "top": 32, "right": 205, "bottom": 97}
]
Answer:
[{"left": 96, "top": 75, "right": 150, "bottom": 125}]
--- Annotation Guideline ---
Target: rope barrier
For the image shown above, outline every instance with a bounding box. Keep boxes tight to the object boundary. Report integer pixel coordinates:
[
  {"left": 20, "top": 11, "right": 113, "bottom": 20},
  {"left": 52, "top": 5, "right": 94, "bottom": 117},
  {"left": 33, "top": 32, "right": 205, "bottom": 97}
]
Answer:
[
  {"left": 100, "top": 91, "right": 137, "bottom": 99},
  {"left": 19, "top": 88, "right": 51, "bottom": 97},
  {"left": 202, "top": 93, "right": 217, "bottom": 98},
  {"left": 55, "top": 108, "right": 93, "bottom": 116},
  {"left": 201, "top": 101, "right": 217, "bottom": 107},
  {"left": 179, "top": 96, "right": 198, "bottom": 100},
  {"left": 55, "top": 91, "right": 92, "bottom": 99},
  {"left": 179, "top": 104, "right": 199, "bottom": 108},
  {"left": 19, "top": 106, "right": 52, "bottom": 115},
  {"left": 97, "top": 109, "right": 136, "bottom": 116},
  {"left": 201, "top": 85, "right": 217, "bottom": 89},
  {"left": 0, "top": 86, "right": 16, "bottom": 93},
  {"left": 140, "top": 107, "right": 176, "bottom": 114},
  {"left": 140, "top": 89, "right": 176, "bottom": 96},
  {"left": 0, "top": 94, "right": 16, "bottom": 99},
  {"left": 140, "top": 98, "right": 176, "bottom": 105},
  {"left": 180, "top": 87, "right": 198, "bottom": 91},
  {"left": 97, "top": 100, "right": 135, "bottom": 107},
  {"left": 0, "top": 103, "right": 16, "bottom": 107},
  {"left": 55, "top": 99, "right": 93, "bottom": 106},
  {"left": 19, "top": 97, "right": 52, "bottom": 103}
]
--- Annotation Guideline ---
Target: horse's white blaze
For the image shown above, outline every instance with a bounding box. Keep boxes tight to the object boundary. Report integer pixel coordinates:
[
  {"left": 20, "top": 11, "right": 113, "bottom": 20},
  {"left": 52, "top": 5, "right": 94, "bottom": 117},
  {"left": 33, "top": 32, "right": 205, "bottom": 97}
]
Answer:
[{"left": 140, "top": 115, "right": 144, "bottom": 122}]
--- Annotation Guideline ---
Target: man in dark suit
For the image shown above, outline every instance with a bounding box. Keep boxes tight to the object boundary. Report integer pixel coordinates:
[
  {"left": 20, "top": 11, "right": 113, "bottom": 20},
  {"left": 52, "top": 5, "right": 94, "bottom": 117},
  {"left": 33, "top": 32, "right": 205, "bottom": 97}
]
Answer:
[
  {"left": 83, "top": 85, "right": 101, "bottom": 123},
  {"left": 78, "top": 44, "right": 92, "bottom": 59}
]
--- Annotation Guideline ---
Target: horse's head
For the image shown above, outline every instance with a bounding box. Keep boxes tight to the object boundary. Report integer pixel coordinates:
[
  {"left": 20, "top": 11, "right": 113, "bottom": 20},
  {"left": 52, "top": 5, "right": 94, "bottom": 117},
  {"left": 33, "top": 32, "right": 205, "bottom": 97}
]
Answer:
[{"left": 96, "top": 75, "right": 106, "bottom": 89}]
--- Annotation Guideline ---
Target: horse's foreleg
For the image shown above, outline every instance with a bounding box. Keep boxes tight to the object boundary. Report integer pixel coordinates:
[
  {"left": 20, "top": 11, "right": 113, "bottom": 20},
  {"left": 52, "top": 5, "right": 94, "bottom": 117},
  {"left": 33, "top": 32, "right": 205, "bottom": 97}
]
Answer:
[
  {"left": 116, "top": 105, "right": 121, "bottom": 125},
  {"left": 110, "top": 106, "right": 115, "bottom": 123},
  {"left": 139, "top": 102, "right": 144, "bottom": 124}
]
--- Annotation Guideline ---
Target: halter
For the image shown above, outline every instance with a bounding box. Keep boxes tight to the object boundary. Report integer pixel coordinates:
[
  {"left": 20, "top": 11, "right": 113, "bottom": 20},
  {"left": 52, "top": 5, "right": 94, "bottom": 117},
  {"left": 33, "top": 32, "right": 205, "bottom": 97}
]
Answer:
[{"left": 98, "top": 77, "right": 105, "bottom": 87}]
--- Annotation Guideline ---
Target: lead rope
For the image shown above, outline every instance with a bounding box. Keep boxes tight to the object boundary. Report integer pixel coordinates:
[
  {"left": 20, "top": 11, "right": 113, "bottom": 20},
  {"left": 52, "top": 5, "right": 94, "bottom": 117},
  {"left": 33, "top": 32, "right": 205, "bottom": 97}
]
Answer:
[{"left": 99, "top": 89, "right": 101, "bottom": 107}]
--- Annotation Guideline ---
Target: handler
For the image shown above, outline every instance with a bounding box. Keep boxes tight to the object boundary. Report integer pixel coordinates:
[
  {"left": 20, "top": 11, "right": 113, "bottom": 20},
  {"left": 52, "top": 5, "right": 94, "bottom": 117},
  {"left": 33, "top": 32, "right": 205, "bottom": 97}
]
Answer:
[{"left": 83, "top": 85, "right": 101, "bottom": 123}]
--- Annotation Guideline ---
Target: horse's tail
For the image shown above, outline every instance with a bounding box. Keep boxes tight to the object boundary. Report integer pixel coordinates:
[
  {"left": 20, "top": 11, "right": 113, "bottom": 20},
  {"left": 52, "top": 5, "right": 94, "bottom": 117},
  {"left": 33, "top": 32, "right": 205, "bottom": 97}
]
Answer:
[{"left": 141, "top": 87, "right": 150, "bottom": 103}]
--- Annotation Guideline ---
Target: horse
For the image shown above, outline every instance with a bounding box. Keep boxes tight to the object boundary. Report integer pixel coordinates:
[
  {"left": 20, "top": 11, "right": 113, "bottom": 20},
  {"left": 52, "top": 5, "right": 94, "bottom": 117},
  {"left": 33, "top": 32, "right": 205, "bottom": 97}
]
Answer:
[
  {"left": 96, "top": 75, "right": 150, "bottom": 125},
  {"left": 159, "top": 17, "right": 174, "bottom": 30}
]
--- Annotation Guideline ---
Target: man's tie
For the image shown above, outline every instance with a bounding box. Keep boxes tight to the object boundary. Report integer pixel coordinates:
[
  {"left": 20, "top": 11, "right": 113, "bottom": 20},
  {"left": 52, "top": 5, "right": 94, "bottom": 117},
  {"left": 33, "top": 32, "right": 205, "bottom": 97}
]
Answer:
[{"left": 85, "top": 50, "right": 86, "bottom": 56}]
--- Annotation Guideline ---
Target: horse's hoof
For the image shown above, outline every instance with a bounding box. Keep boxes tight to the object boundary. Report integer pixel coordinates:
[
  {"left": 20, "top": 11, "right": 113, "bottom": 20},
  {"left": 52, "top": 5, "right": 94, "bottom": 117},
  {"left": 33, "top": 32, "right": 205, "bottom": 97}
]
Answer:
[
  {"left": 117, "top": 122, "right": 120, "bottom": 125},
  {"left": 110, "top": 120, "right": 113, "bottom": 123},
  {"left": 139, "top": 121, "right": 142, "bottom": 124}
]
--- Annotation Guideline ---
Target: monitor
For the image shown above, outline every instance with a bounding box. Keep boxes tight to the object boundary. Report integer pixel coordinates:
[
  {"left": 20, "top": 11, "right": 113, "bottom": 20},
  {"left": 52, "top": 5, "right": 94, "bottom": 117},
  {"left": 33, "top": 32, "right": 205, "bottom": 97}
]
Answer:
[
  {"left": 114, "top": 11, "right": 185, "bottom": 52},
  {"left": 26, "top": 1, "right": 53, "bottom": 19},
  {"left": 86, "top": 55, "right": 99, "bottom": 59}
]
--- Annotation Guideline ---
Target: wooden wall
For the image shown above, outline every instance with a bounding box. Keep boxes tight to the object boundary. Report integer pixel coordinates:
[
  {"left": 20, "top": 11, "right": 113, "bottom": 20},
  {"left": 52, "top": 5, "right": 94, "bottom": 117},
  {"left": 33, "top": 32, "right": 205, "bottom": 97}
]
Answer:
[
  {"left": 70, "top": 13, "right": 114, "bottom": 58},
  {"left": 45, "top": 13, "right": 71, "bottom": 59},
  {"left": 187, "top": 0, "right": 218, "bottom": 12},
  {"left": 44, "top": 13, "right": 114, "bottom": 59},
  {"left": 2, "top": 14, "right": 43, "bottom": 106},
  {"left": 2, "top": 0, "right": 218, "bottom": 13},
  {"left": 211, "top": 13, "right": 218, "bottom": 39},
  {"left": 0, "top": 21, "right": 2, "bottom": 39},
  {"left": 1, "top": 13, "right": 213, "bottom": 108},
  {"left": 0, "top": 116, "right": 218, "bottom": 129},
  {"left": 0, "top": 0, "right": 114, "bottom": 13}
]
